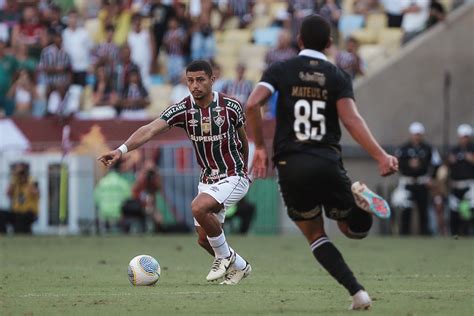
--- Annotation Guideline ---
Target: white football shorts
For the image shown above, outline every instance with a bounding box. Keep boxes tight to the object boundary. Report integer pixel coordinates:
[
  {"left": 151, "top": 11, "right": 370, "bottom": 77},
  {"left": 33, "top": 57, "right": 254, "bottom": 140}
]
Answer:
[{"left": 193, "top": 176, "right": 250, "bottom": 226}]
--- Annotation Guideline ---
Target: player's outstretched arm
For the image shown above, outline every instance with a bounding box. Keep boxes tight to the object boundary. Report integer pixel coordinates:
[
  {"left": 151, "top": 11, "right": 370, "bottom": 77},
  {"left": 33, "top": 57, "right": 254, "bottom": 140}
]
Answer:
[
  {"left": 246, "top": 85, "right": 272, "bottom": 178},
  {"left": 97, "top": 118, "right": 170, "bottom": 167},
  {"left": 337, "top": 98, "right": 399, "bottom": 177}
]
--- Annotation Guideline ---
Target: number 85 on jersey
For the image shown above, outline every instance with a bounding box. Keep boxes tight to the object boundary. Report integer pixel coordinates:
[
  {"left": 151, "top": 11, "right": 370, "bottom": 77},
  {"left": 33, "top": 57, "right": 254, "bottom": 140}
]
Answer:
[{"left": 294, "top": 99, "right": 326, "bottom": 141}]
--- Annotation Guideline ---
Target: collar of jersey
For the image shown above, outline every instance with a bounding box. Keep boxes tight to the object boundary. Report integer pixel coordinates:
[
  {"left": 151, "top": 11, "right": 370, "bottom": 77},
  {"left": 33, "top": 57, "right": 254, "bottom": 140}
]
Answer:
[
  {"left": 190, "top": 91, "right": 218, "bottom": 108},
  {"left": 299, "top": 49, "right": 328, "bottom": 61}
]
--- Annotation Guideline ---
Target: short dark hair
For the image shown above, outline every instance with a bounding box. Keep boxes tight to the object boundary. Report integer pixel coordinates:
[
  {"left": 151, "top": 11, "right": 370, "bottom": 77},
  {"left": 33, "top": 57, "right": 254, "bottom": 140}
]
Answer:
[
  {"left": 186, "top": 60, "right": 213, "bottom": 77},
  {"left": 300, "top": 15, "right": 331, "bottom": 51}
]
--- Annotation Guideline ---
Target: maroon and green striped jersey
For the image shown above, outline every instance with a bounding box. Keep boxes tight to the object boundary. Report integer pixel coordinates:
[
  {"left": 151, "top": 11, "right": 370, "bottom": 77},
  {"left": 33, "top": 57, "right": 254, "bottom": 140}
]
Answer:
[{"left": 160, "top": 91, "right": 247, "bottom": 184}]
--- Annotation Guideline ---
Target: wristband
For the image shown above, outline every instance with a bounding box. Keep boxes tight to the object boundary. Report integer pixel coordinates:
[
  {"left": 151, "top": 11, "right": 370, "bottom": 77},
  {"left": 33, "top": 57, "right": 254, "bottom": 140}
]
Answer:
[{"left": 118, "top": 144, "right": 128, "bottom": 155}]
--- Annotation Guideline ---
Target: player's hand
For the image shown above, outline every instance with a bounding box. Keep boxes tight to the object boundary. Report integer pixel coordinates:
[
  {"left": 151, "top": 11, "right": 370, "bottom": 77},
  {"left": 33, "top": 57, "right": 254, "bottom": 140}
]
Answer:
[
  {"left": 97, "top": 149, "right": 122, "bottom": 167},
  {"left": 378, "top": 154, "right": 399, "bottom": 177},
  {"left": 250, "top": 147, "right": 269, "bottom": 179}
]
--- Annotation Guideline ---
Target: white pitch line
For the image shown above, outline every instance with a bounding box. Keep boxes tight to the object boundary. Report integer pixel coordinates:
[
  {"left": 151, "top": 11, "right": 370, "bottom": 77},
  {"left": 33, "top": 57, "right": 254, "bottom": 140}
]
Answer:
[{"left": 8, "top": 289, "right": 473, "bottom": 299}]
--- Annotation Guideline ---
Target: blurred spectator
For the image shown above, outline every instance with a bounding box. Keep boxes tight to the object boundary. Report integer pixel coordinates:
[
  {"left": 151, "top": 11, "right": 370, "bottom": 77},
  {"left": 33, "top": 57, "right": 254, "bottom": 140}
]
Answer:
[
  {"left": 118, "top": 68, "right": 150, "bottom": 119},
  {"left": 426, "top": 0, "right": 446, "bottom": 28},
  {"left": 94, "top": 159, "right": 131, "bottom": 233},
  {"left": 131, "top": 161, "right": 163, "bottom": 232},
  {"left": 38, "top": 30, "right": 72, "bottom": 96},
  {"left": 264, "top": 29, "right": 297, "bottom": 68},
  {"left": 95, "top": 0, "right": 132, "bottom": 46},
  {"left": 163, "top": 17, "right": 187, "bottom": 84},
  {"left": 173, "top": 2, "right": 192, "bottom": 61},
  {"left": 62, "top": 9, "right": 92, "bottom": 86},
  {"left": 169, "top": 71, "right": 189, "bottom": 104},
  {"left": 0, "top": 0, "right": 21, "bottom": 43},
  {"left": 222, "top": 63, "right": 253, "bottom": 106},
  {"left": 448, "top": 124, "right": 474, "bottom": 236},
  {"left": 335, "top": 37, "right": 365, "bottom": 79},
  {"left": 218, "top": 0, "right": 255, "bottom": 30},
  {"left": 191, "top": 17, "right": 216, "bottom": 61},
  {"left": 15, "top": 42, "right": 38, "bottom": 72},
  {"left": 0, "top": 40, "right": 17, "bottom": 116},
  {"left": 131, "top": 0, "right": 153, "bottom": 16},
  {"left": 113, "top": 45, "right": 139, "bottom": 93},
  {"left": 149, "top": 0, "right": 176, "bottom": 73},
  {"left": 46, "top": 83, "right": 82, "bottom": 117},
  {"left": 318, "top": 0, "right": 342, "bottom": 44},
  {"left": 211, "top": 61, "right": 226, "bottom": 93},
  {"left": 401, "top": 0, "right": 430, "bottom": 44},
  {"left": 45, "top": 4, "right": 66, "bottom": 35},
  {"left": 288, "top": 0, "right": 315, "bottom": 44},
  {"left": 353, "top": 0, "right": 381, "bottom": 15},
  {"left": 11, "top": 5, "right": 47, "bottom": 60},
  {"left": 127, "top": 13, "right": 153, "bottom": 88},
  {"left": 395, "top": 122, "right": 442, "bottom": 235},
  {"left": 6, "top": 69, "right": 37, "bottom": 116},
  {"left": 93, "top": 63, "right": 118, "bottom": 108},
  {"left": 382, "top": 0, "right": 404, "bottom": 27},
  {"left": 431, "top": 164, "right": 449, "bottom": 235},
  {"left": 0, "top": 163, "right": 39, "bottom": 234},
  {"left": 92, "top": 24, "right": 120, "bottom": 76}
]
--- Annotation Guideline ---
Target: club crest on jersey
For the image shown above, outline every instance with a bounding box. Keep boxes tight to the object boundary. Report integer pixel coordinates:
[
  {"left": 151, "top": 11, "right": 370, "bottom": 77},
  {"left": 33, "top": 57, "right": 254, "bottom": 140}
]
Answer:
[{"left": 213, "top": 115, "right": 225, "bottom": 127}]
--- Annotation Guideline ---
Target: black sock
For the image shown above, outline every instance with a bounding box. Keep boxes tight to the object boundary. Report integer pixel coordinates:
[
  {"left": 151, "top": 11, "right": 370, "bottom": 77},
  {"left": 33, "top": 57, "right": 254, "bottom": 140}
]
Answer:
[{"left": 311, "top": 236, "right": 363, "bottom": 296}]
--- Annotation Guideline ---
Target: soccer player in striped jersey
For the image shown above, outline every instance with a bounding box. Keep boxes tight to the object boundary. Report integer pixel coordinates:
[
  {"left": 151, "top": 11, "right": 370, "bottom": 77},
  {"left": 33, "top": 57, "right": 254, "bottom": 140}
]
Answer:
[{"left": 98, "top": 60, "right": 251, "bottom": 285}]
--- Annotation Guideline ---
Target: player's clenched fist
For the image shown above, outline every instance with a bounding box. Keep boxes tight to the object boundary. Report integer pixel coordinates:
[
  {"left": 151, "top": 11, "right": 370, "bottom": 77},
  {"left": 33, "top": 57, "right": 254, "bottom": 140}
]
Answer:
[{"left": 97, "top": 149, "right": 122, "bottom": 167}]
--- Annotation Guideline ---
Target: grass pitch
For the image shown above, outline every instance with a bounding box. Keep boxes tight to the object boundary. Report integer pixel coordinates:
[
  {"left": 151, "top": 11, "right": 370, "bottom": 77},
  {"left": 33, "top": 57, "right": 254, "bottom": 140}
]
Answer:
[{"left": 1, "top": 235, "right": 472, "bottom": 316}]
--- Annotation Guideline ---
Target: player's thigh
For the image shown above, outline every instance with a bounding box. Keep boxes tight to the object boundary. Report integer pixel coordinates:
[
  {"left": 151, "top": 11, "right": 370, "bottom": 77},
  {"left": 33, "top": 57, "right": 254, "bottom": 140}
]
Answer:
[
  {"left": 193, "top": 177, "right": 249, "bottom": 225},
  {"left": 322, "top": 163, "right": 356, "bottom": 221},
  {"left": 276, "top": 153, "right": 338, "bottom": 220}
]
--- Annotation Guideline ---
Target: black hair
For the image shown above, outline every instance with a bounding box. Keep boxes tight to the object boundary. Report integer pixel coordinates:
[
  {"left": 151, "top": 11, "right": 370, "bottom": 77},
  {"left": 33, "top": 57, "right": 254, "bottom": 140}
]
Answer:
[
  {"left": 186, "top": 60, "right": 213, "bottom": 77},
  {"left": 300, "top": 14, "right": 331, "bottom": 51}
]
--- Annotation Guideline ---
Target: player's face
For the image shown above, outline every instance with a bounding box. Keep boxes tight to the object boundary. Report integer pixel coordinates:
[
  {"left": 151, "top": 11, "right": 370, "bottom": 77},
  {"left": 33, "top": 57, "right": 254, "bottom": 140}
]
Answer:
[{"left": 186, "top": 71, "right": 214, "bottom": 100}]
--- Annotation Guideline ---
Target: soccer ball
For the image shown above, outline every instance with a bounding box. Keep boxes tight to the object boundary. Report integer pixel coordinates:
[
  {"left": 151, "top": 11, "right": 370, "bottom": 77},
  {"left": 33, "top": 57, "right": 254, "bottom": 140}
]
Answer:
[{"left": 128, "top": 255, "right": 161, "bottom": 286}]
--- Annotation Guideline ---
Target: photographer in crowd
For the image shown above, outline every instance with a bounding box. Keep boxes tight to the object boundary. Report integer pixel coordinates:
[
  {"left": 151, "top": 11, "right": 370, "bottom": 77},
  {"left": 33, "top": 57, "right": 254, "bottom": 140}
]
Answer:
[{"left": 0, "top": 162, "right": 39, "bottom": 234}]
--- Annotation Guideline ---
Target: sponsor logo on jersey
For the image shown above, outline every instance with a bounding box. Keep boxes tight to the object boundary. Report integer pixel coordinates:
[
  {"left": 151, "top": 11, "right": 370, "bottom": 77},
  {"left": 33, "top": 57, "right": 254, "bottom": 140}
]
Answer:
[
  {"left": 213, "top": 106, "right": 223, "bottom": 113},
  {"left": 190, "top": 133, "right": 227, "bottom": 142},
  {"left": 213, "top": 115, "right": 225, "bottom": 127},
  {"left": 188, "top": 119, "right": 198, "bottom": 127},
  {"left": 299, "top": 71, "right": 326, "bottom": 86},
  {"left": 188, "top": 108, "right": 197, "bottom": 115}
]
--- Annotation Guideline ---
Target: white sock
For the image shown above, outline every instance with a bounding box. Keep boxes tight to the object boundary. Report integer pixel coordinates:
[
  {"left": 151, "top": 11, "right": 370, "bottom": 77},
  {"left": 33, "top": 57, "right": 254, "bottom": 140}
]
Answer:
[
  {"left": 229, "top": 247, "right": 246, "bottom": 270},
  {"left": 207, "top": 232, "right": 231, "bottom": 258}
]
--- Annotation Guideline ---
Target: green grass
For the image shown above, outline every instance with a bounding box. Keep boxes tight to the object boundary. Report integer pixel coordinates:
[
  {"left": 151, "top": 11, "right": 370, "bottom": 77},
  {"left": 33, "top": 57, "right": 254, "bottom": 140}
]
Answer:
[{"left": 1, "top": 235, "right": 473, "bottom": 315}]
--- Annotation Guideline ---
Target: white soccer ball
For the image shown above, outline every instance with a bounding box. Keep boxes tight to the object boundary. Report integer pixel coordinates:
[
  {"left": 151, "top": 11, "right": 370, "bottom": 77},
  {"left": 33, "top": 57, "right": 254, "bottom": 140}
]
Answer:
[{"left": 128, "top": 255, "right": 161, "bottom": 286}]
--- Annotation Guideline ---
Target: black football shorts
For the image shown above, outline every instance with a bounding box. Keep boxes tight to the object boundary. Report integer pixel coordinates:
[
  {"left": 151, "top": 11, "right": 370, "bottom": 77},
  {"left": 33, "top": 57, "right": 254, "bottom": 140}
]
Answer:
[{"left": 276, "top": 152, "right": 355, "bottom": 221}]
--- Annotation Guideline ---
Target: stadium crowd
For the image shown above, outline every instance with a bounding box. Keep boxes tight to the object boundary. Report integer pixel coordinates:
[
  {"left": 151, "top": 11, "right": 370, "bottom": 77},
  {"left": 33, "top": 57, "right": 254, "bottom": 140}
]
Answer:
[{"left": 0, "top": 0, "right": 458, "bottom": 119}]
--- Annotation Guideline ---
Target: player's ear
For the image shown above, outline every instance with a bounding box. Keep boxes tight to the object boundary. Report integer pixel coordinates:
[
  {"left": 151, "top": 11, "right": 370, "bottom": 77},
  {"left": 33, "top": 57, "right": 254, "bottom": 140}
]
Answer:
[
  {"left": 297, "top": 34, "right": 304, "bottom": 50},
  {"left": 326, "top": 37, "right": 333, "bottom": 50},
  {"left": 210, "top": 75, "right": 215, "bottom": 84}
]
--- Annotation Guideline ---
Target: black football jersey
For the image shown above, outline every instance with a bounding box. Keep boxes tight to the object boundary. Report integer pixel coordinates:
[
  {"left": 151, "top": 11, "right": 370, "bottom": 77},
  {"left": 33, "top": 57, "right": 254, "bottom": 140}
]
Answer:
[{"left": 260, "top": 49, "right": 354, "bottom": 160}]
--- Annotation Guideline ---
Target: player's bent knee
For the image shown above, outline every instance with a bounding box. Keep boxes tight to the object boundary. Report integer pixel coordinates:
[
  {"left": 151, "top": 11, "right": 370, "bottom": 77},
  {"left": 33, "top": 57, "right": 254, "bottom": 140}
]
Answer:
[{"left": 342, "top": 208, "right": 373, "bottom": 239}]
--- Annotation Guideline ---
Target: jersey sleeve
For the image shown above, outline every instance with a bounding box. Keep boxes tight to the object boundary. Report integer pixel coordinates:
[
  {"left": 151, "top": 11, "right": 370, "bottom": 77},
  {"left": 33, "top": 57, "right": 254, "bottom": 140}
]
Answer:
[
  {"left": 225, "top": 98, "right": 246, "bottom": 128},
  {"left": 334, "top": 68, "right": 355, "bottom": 101},
  {"left": 258, "top": 62, "right": 282, "bottom": 93},
  {"left": 159, "top": 103, "right": 186, "bottom": 128}
]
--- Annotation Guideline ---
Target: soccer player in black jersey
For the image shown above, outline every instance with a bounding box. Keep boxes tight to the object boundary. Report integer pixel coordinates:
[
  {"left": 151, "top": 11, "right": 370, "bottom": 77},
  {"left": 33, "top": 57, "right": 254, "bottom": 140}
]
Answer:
[
  {"left": 98, "top": 60, "right": 251, "bottom": 285},
  {"left": 246, "top": 15, "right": 398, "bottom": 310}
]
